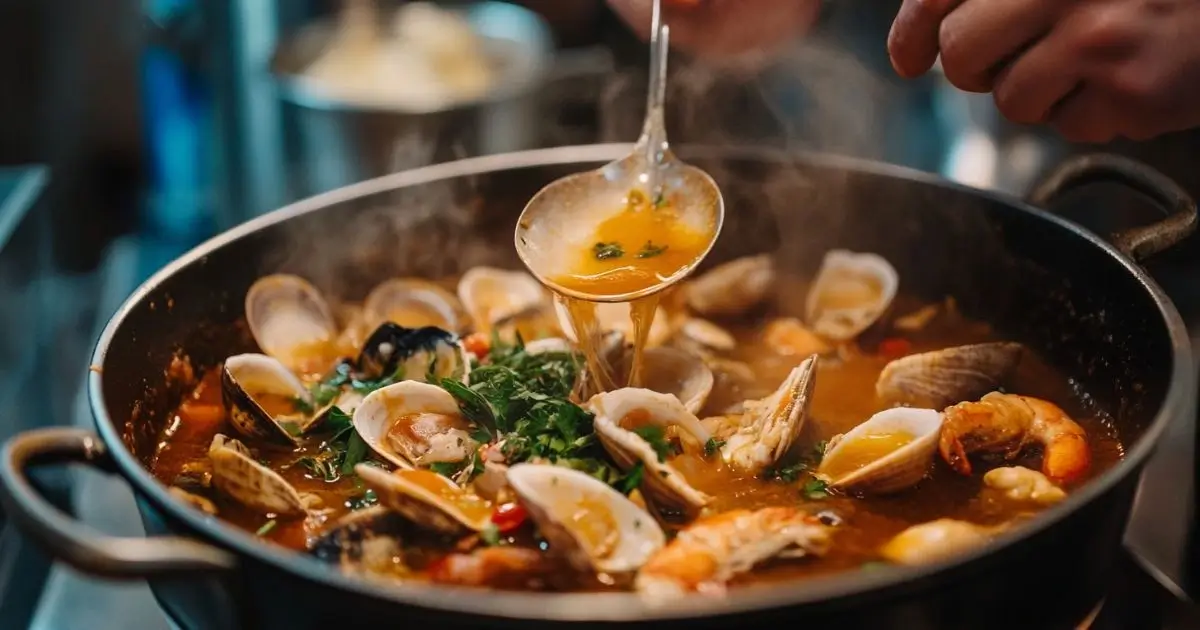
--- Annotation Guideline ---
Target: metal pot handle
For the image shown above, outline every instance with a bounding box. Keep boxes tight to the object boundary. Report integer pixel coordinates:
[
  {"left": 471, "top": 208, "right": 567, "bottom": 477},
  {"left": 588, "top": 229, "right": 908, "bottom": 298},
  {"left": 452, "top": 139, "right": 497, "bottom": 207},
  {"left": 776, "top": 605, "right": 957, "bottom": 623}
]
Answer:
[
  {"left": 0, "top": 427, "right": 237, "bottom": 578},
  {"left": 1027, "top": 153, "right": 1198, "bottom": 261}
]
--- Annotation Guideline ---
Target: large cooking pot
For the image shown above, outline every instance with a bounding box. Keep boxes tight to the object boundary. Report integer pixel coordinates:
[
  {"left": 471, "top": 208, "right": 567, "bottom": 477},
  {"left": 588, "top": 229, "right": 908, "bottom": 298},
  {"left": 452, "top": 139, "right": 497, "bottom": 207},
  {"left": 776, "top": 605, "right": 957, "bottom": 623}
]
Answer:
[{"left": 1, "top": 145, "right": 1196, "bottom": 629}]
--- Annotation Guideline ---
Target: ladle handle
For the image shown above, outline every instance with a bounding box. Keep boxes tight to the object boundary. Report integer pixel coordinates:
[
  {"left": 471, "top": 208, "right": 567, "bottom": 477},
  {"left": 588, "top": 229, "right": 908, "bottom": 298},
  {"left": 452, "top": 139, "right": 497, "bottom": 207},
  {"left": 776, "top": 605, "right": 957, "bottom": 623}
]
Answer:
[
  {"left": 638, "top": 0, "right": 671, "bottom": 184},
  {"left": 1027, "top": 153, "right": 1197, "bottom": 261},
  {"left": 0, "top": 427, "right": 238, "bottom": 578}
]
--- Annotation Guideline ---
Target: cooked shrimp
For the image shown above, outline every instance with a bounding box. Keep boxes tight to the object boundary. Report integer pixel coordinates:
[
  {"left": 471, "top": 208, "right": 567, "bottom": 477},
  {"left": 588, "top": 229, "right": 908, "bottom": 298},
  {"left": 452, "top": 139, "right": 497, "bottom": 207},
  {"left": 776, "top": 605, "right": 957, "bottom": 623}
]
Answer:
[
  {"left": 635, "top": 507, "right": 831, "bottom": 603},
  {"left": 983, "top": 466, "right": 1066, "bottom": 506},
  {"left": 939, "top": 392, "right": 1090, "bottom": 484}
]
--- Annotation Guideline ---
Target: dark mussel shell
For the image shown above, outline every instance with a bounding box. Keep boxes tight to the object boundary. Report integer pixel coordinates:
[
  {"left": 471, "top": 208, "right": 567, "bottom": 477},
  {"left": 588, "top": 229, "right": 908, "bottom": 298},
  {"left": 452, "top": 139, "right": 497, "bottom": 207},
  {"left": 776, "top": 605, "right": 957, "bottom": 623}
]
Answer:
[
  {"left": 355, "top": 322, "right": 468, "bottom": 383},
  {"left": 311, "top": 506, "right": 410, "bottom": 572},
  {"left": 220, "top": 355, "right": 309, "bottom": 446}
]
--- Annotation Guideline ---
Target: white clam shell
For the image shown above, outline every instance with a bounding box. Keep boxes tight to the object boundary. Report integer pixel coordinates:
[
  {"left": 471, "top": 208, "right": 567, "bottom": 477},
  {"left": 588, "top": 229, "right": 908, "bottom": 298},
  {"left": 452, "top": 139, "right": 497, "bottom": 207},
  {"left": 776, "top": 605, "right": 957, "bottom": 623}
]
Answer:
[
  {"left": 507, "top": 463, "right": 665, "bottom": 575},
  {"left": 245, "top": 274, "right": 338, "bottom": 371},
  {"left": 804, "top": 250, "right": 898, "bottom": 341},
  {"left": 221, "top": 353, "right": 314, "bottom": 444},
  {"left": 875, "top": 342, "right": 1024, "bottom": 409},
  {"left": 457, "top": 266, "right": 546, "bottom": 331},
  {"left": 716, "top": 355, "right": 818, "bottom": 472},
  {"left": 817, "top": 407, "right": 944, "bottom": 494},
  {"left": 636, "top": 347, "right": 714, "bottom": 415},
  {"left": 588, "top": 388, "right": 713, "bottom": 521},
  {"left": 553, "top": 299, "right": 672, "bottom": 348},
  {"left": 363, "top": 278, "right": 467, "bottom": 334},
  {"left": 677, "top": 317, "right": 736, "bottom": 353},
  {"left": 524, "top": 337, "right": 574, "bottom": 355},
  {"left": 684, "top": 254, "right": 775, "bottom": 317},
  {"left": 208, "top": 434, "right": 308, "bottom": 516},
  {"left": 352, "top": 381, "right": 478, "bottom": 470},
  {"left": 356, "top": 465, "right": 491, "bottom": 535}
]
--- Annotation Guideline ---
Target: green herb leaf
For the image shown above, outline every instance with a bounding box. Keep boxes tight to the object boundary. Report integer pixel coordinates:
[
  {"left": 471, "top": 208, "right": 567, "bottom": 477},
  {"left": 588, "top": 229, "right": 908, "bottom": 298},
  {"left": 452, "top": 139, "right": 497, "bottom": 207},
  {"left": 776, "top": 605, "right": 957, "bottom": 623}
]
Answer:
[
  {"left": 280, "top": 421, "right": 303, "bottom": 437},
  {"left": 255, "top": 519, "right": 278, "bottom": 537},
  {"left": 429, "top": 460, "right": 466, "bottom": 478},
  {"left": 310, "top": 360, "right": 353, "bottom": 406},
  {"left": 811, "top": 440, "right": 828, "bottom": 464},
  {"left": 480, "top": 523, "right": 503, "bottom": 546},
  {"left": 618, "top": 462, "right": 645, "bottom": 495},
  {"left": 592, "top": 241, "right": 624, "bottom": 260},
  {"left": 297, "top": 456, "right": 338, "bottom": 482},
  {"left": 802, "top": 478, "right": 830, "bottom": 500},
  {"left": 322, "top": 406, "right": 353, "bottom": 436},
  {"left": 440, "top": 378, "right": 498, "bottom": 437},
  {"left": 765, "top": 461, "right": 808, "bottom": 483},
  {"left": 291, "top": 397, "right": 314, "bottom": 415},
  {"left": 652, "top": 191, "right": 667, "bottom": 208},
  {"left": 704, "top": 437, "right": 726, "bottom": 458},
  {"left": 632, "top": 425, "right": 674, "bottom": 462},
  {"left": 347, "top": 489, "right": 378, "bottom": 510},
  {"left": 340, "top": 431, "right": 369, "bottom": 475},
  {"left": 636, "top": 241, "right": 668, "bottom": 259}
]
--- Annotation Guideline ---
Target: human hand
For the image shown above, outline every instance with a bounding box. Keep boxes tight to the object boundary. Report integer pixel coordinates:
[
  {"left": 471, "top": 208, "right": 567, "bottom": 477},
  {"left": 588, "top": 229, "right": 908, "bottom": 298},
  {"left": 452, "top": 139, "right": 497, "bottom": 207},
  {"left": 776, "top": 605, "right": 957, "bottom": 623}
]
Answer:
[
  {"left": 888, "top": 0, "right": 1200, "bottom": 143},
  {"left": 607, "top": 0, "right": 821, "bottom": 58}
]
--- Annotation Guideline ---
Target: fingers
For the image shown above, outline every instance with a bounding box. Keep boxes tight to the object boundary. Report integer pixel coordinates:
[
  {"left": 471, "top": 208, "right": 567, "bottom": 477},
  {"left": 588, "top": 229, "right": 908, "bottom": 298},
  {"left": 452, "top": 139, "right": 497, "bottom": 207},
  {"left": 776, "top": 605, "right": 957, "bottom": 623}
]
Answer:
[
  {"left": 888, "top": 0, "right": 966, "bottom": 78},
  {"left": 992, "top": 33, "right": 1081, "bottom": 125},
  {"left": 1047, "top": 86, "right": 1120, "bottom": 144},
  {"left": 938, "top": 0, "right": 1057, "bottom": 93}
]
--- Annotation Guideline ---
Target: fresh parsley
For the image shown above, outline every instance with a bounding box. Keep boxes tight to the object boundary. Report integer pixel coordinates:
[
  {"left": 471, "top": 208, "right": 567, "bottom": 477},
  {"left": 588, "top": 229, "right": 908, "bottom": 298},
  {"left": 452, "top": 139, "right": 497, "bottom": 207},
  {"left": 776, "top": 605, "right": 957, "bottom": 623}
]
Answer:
[
  {"left": 294, "top": 405, "right": 370, "bottom": 483},
  {"left": 592, "top": 241, "right": 624, "bottom": 261},
  {"left": 480, "top": 523, "right": 503, "bottom": 546},
  {"left": 636, "top": 241, "right": 668, "bottom": 259},
  {"left": 255, "top": 519, "right": 277, "bottom": 537},
  {"left": 802, "top": 478, "right": 830, "bottom": 500},
  {"left": 652, "top": 191, "right": 667, "bottom": 208},
  {"left": 618, "top": 462, "right": 645, "bottom": 495},
  {"left": 310, "top": 360, "right": 353, "bottom": 406},
  {"left": 632, "top": 425, "right": 677, "bottom": 462},
  {"left": 347, "top": 488, "right": 378, "bottom": 510},
  {"left": 291, "top": 397, "right": 314, "bottom": 414},
  {"left": 704, "top": 437, "right": 726, "bottom": 458},
  {"left": 765, "top": 461, "right": 808, "bottom": 483}
]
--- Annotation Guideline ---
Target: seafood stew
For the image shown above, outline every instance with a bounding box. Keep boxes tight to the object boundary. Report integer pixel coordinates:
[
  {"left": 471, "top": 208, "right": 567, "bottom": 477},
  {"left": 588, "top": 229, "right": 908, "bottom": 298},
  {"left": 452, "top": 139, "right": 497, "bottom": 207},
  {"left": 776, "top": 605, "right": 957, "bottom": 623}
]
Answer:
[{"left": 150, "top": 251, "right": 1122, "bottom": 602}]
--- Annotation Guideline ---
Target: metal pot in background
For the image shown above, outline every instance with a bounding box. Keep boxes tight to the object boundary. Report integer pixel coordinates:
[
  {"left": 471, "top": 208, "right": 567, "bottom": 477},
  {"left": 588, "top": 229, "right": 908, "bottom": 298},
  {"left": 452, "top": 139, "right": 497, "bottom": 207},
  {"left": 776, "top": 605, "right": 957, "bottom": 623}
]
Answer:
[{"left": 270, "top": 1, "right": 614, "bottom": 198}]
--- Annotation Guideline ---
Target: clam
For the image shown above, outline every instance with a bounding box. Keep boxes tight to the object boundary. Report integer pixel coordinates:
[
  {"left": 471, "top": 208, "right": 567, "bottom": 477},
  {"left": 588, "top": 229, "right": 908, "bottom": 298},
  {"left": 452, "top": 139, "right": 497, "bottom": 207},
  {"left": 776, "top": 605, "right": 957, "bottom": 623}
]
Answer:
[
  {"left": 311, "top": 505, "right": 410, "bottom": 575},
  {"left": 875, "top": 342, "right": 1024, "bottom": 409},
  {"left": 684, "top": 254, "right": 774, "bottom": 317},
  {"left": 804, "top": 250, "right": 898, "bottom": 341},
  {"left": 524, "top": 337, "right": 574, "bottom": 356},
  {"left": 816, "top": 407, "right": 944, "bottom": 494},
  {"left": 352, "top": 380, "right": 483, "bottom": 470},
  {"left": 221, "top": 353, "right": 315, "bottom": 444},
  {"left": 675, "top": 317, "right": 736, "bottom": 354},
  {"left": 626, "top": 347, "right": 714, "bottom": 415},
  {"left": 245, "top": 274, "right": 338, "bottom": 372},
  {"left": 362, "top": 278, "right": 467, "bottom": 334},
  {"left": 356, "top": 322, "right": 471, "bottom": 384},
  {"left": 356, "top": 464, "right": 492, "bottom": 535},
  {"left": 208, "top": 434, "right": 311, "bottom": 516},
  {"left": 708, "top": 355, "right": 818, "bottom": 473},
  {"left": 457, "top": 267, "right": 546, "bottom": 332},
  {"left": 588, "top": 388, "right": 713, "bottom": 521},
  {"left": 507, "top": 463, "right": 665, "bottom": 575},
  {"left": 553, "top": 299, "right": 673, "bottom": 348}
]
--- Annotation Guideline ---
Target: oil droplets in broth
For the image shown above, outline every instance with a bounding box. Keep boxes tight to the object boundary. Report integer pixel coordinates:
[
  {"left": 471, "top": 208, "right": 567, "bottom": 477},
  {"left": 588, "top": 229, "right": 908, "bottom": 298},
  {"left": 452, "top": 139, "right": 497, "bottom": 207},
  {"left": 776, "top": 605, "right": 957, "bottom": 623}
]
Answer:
[{"left": 554, "top": 190, "right": 716, "bottom": 391}]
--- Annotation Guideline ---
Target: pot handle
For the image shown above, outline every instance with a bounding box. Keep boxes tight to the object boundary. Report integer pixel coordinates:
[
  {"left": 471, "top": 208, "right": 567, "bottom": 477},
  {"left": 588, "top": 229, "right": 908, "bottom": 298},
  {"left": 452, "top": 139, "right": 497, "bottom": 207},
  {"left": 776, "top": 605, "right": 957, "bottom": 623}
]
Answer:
[
  {"left": 1027, "top": 153, "right": 1198, "bottom": 261},
  {"left": 0, "top": 427, "right": 238, "bottom": 578}
]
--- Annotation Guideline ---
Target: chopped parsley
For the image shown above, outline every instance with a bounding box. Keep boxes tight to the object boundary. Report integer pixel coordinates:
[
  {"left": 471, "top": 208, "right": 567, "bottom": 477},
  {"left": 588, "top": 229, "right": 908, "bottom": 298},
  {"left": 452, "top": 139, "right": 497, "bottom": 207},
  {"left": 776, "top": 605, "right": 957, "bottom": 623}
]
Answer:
[
  {"left": 652, "top": 191, "right": 667, "bottom": 208},
  {"left": 636, "top": 241, "right": 668, "bottom": 259},
  {"left": 480, "top": 523, "right": 503, "bottom": 546},
  {"left": 802, "top": 478, "right": 830, "bottom": 500},
  {"left": 618, "top": 462, "right": 646, "bottom": 495},
  {"left": 255, "top": 519, "right": 277, "bottom": 537},
  {"left": 294, "top": 405, "right": 370, "bottom": 482},
  {"left": 351, "top": 365, "right": 405, "bottom": 396},
  {"left": 765, "top": 461, "right": 808, "bottom": 483},
  {"left": 632, "top": 425, "right": 677, "bottom": 462},
  {"left": 438, "top": 334, "right": 631, "bottom": 492},
  {"left": 347, "top": 488, "right": 378, "bottom": 510},
  {"left": 704, "top": 437, "right": 726, "bottom": 458},
  {"left": 291, "top": 397, "right": 314, "bottom": 414},
  {"left": 310, "top": 360, "right": 353, "bottom": 406},
  {"left": 592, "top": 241, "right": 624, "bottom": 260},
  {"left": 429, "top": 452, "right": 485, "bottom": 483}
]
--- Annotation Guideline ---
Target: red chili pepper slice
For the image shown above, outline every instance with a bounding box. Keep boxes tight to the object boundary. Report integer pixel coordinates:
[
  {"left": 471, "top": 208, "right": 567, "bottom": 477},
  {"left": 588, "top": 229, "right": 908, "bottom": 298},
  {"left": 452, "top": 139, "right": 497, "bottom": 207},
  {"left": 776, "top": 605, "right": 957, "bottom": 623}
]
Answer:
[
  {"left": 463, "top": 332, "right": 491, "bottom": 359},
  {"left": 879, "top": 337, "right": 912, "bottom": 359},
  {"left": 490, "top": 502, "right": 528, "bottom": 533}
]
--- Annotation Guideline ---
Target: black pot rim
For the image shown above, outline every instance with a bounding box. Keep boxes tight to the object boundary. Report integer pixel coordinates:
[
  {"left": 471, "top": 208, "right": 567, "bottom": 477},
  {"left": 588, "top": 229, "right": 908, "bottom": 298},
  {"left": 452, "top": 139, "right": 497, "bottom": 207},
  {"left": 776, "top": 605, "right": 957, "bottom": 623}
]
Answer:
[{"left": 88, "top": 144, "right": 1196, "bottom": 622}]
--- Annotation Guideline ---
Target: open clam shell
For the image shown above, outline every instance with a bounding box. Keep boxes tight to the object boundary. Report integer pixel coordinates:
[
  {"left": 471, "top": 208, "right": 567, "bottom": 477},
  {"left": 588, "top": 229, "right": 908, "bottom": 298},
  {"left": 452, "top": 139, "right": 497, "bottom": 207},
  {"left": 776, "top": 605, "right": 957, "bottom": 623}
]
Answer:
[
  {"left": 627, "top": 347, "right": 714, "bottom": 415},
  {"left": 363, "top": 278, "right": 467, "bottom": 334},
  {"left": 245, "top": 274, "right": 339, "bottom": 372},
  {"left": 507, "top": 463, "right": 665, "bottom": 575},
  {"left": 208, "top": 434, "right": 309, "bottom": 516},
  {"left": 352, "top": 380, "right": 482, "bottom": 470},
  {"left": 804, "top": 250, "right": 898, "bottom": 341},
  {"left": 524, "top": 337, "right": 574, "bottom": 356},
  {"left": 356, "top": 322, "right": 471, "bottom": 384},
  {"left": 457, "top": 266, "right": 546, "bottom": 332},
  {"left": 356, "top": 465, "right": 492, "bottom": 535},
  {"left": 817, "top": 407, "right": 944, "bottom": 494},
  {"left": 684, "top": 254, "right": 774, "bottom": 318},
  {"left": 588, "top": 388, "right": 713, "bottom": 522},
  {"left": 875, "top": 342, "right": 1024, "bottom": 409},
  {"left": 221, "top": 353, "right": 314, "bottom": 445}
]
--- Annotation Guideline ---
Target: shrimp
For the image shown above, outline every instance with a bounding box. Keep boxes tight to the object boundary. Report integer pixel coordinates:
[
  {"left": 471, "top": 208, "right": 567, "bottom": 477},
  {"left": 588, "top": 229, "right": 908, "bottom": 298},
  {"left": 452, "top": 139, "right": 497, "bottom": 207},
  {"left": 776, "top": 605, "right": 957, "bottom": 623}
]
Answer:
[
  {"left": 939, "top": 392, "right": 1090, "bottom": 484},
  {"left": 635, "top": 507, "right": 831, "bottom": 603}
]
